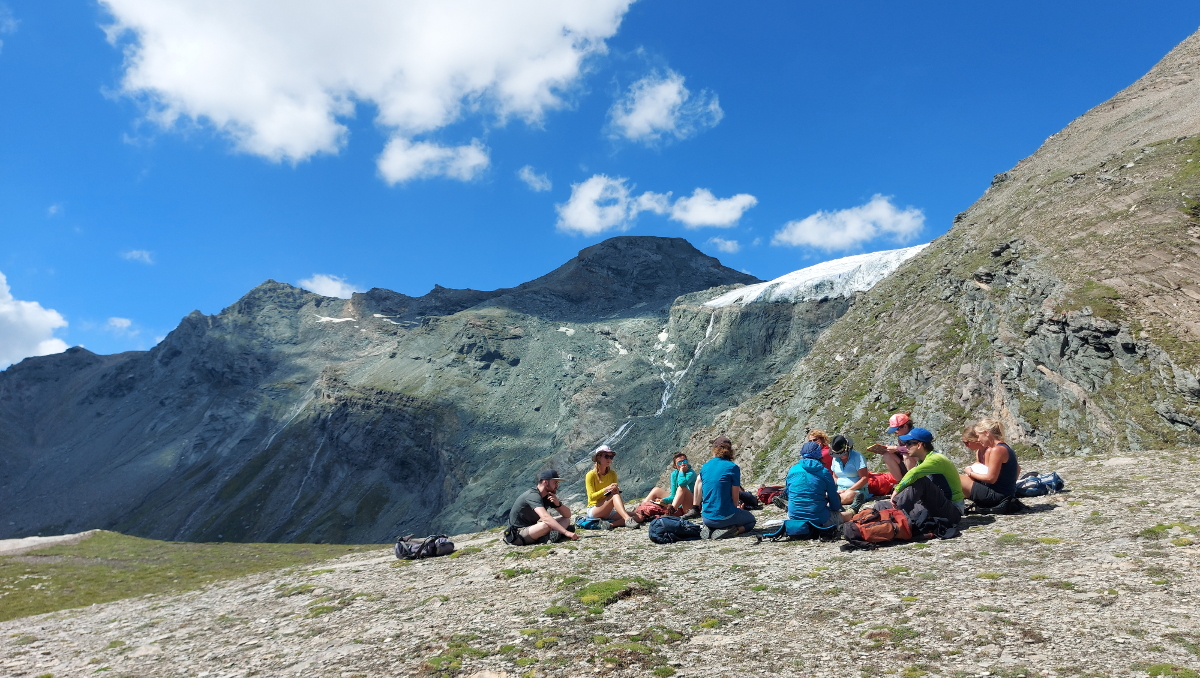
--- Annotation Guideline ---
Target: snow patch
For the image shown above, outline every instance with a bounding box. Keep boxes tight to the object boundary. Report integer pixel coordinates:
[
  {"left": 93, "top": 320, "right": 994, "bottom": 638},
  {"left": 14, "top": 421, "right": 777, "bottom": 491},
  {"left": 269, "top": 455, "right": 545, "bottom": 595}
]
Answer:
[
  {"left": 657, "top": 331, "right": 669, "bottom": 342},
  {"left": 704, "top": 244, "right": 928, "bottom": 308},
  {"left": 557, "top": 326, "right": 575, "bottom": 336},
  {"left": 315, "top": 315, "right": 355, "bottom": 323}
]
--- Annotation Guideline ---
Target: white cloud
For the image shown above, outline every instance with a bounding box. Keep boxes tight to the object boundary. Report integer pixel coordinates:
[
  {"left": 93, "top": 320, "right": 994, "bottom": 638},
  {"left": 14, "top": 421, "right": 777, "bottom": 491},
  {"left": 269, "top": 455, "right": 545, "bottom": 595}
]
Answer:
[
  {"left": 106, "top": 316, "right": 139, "bottom": 337},
  {"left": 555, "top": 175, "right": 669, "bottom": 235},
  {"left": 0, "top": 271, "right": 68, "bottom": 368},
  {"left": 47, "top": 203, "right": 61, "bottom": 216},
  {"left": 518, "top": 165, "right": 552, "bottom": 192},
  {"left": 298, "top": 274, "right": 364, "bottom": 299},
  {"left": 121, "top": 249, "right": 154, "bottom": 264},
  {"left": 377, "top": 138, "right": 489, "bottom": 184},
  {"left": 101, "top": 0, "right": 632, "bottom": 182},
  {"left": 706, "top": 237, "right": 740, "bottom": 254},
  {"left": 0, "top": 5, "right": 17, "bottom": 54},
  {"left": 669, "top": 188, "right": 756, "bottom": 228},
  {"left": 608, "top": 69, "right": 722, "bottom": 144},
  {"left": 772, "top": 194, "right": 924, "bottom": 251}
]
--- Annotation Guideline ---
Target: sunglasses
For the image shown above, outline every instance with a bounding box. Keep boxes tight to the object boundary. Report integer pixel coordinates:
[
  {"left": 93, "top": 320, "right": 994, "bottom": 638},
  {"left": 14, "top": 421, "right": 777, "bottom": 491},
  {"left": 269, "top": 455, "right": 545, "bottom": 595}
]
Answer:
[
  {"left": 600, "top": 453, "right": 615, "bottom": 459},
  {"left": 675, "top": 459, "right": 688, "bottom": 465}
]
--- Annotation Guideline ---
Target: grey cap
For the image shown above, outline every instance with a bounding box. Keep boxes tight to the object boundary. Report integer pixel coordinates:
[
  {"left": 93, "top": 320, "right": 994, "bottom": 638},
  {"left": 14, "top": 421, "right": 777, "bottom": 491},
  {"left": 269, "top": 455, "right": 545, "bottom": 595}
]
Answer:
[{"left": 538, "top": 468, "right": 563, "bottom": 481}]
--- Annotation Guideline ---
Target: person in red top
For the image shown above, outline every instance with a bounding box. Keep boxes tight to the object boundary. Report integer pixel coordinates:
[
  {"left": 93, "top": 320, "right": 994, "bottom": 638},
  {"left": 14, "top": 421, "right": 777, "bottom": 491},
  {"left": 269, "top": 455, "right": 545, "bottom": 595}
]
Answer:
[{"left": 808, "top": 429, "right": 834, "bottom": 472}]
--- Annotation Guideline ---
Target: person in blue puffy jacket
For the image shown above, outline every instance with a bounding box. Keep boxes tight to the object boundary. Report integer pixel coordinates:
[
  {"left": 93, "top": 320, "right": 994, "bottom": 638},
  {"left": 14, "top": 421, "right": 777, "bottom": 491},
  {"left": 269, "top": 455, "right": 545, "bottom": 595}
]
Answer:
[{"left": 785, "top": 441, "right": 846, "bottom": 529}]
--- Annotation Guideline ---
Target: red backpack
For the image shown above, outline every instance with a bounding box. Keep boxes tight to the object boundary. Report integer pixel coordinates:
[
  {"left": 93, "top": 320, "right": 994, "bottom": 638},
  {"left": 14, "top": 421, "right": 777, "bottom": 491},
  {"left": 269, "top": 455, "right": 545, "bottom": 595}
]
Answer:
[
  {"left": 842, "top": 507, "right": 912, "bottom": 544},
  {"left": 756, "top": 485, "right": 784, "bottom": 505}
]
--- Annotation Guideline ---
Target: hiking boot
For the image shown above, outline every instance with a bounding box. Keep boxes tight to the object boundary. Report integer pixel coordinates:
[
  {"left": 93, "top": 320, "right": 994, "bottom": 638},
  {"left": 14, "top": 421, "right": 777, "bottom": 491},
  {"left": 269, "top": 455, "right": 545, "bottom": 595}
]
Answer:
[
  {"left": 629, "top": 518, "right": 643, "bottom": 529},
  {"left": 599, "top": 520, "right": 614, "bottom": 531},
  {"left": 548, "top": 529, "right": 563, "bottom": 543},
  {"left": 711, "top": 526, "right": 740, "bottom": 540},
  {"left": 681, "top": 508, "right": 701, "bottom": 520},
  {"left": 700, "top": 525, "right": 712, "bottom": 540}
]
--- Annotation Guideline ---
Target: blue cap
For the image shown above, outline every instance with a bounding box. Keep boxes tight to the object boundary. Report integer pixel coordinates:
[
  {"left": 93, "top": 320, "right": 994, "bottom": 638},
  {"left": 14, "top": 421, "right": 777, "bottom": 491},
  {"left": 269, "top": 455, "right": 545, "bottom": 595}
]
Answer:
[
  {"left": 799, "top": 441, "right": 823, "bottom": 460},
  {"left": 897, "top": 427, "right": 934, "bottom": 445}
]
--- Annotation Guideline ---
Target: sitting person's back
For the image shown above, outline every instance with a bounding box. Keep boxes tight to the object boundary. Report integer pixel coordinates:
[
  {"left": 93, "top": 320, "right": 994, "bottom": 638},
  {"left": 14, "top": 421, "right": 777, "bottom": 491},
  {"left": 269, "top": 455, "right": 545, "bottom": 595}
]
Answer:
[{"left": 784, "top": 441, "right": 843, "bottom": 527}]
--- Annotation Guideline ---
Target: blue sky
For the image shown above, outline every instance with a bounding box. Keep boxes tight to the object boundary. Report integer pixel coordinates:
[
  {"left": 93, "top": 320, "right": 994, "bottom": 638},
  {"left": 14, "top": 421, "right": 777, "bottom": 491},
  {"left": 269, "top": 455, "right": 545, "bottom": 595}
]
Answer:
[{"left": 2, "top": 1, "right": 1198, "bottom": 364}]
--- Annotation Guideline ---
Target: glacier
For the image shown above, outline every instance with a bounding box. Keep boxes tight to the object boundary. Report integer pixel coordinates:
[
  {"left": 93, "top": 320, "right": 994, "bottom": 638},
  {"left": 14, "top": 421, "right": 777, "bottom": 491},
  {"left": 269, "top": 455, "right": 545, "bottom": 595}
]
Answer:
[{"left": 704, "top": 244, "right": 929, "bottom": 308}]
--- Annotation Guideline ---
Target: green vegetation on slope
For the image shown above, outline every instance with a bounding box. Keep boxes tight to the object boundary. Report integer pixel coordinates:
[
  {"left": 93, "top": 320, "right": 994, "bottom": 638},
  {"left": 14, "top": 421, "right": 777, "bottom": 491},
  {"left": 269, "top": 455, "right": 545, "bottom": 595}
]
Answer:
[{"left": 0, "top": 531, "right": 380, "bottom": 622}]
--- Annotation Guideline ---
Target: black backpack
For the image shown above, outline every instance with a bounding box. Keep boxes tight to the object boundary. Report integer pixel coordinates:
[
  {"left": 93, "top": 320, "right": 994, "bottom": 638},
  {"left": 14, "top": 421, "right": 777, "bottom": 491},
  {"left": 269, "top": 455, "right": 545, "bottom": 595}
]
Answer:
[
  {"left": 647, "top": 516, "right": 702, "bottom": 544},
  {"left": 394, "top": 534, "right": 455, "bottom": 560}
]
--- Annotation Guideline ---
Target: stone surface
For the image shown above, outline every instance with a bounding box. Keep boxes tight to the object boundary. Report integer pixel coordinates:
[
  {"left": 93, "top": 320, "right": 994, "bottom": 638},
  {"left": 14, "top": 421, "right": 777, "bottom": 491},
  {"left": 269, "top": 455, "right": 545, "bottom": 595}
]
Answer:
[{"left": 2, "top": 451, "right": 1198, "bottom": 677}]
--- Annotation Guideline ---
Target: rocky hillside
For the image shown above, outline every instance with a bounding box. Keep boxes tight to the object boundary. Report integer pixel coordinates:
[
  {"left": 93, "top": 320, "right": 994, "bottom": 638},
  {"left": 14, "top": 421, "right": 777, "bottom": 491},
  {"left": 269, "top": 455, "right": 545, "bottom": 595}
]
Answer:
[
  {"left": 3, "top": 450, "right": 1198, "bottom": 678},
  {"left": 680, "top": 27, "right": 1200, "bottom": 485},
  {"left": 0, "top": 237, "right": 918, "bottom": 542}
]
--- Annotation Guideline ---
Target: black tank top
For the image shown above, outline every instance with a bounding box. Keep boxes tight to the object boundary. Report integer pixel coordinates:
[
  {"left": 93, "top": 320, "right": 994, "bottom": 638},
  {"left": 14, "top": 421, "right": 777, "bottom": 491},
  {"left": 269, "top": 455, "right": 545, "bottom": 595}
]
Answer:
[{"left": 982, "top": 443, "right": 1019, "bottom": 497}]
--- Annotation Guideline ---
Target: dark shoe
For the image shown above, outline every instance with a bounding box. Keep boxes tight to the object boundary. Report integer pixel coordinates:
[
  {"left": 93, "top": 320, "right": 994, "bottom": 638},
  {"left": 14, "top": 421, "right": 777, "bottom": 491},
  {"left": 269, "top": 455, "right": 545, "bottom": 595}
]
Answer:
[
  {"left": 711, "top": 527, "right": 740, "bottom": 540},
  {"left": 681, "top": 508, "right": 701, "bottom": 521},
  {"left": 548, "top": 529, "right": 563, "bottom": 543}
]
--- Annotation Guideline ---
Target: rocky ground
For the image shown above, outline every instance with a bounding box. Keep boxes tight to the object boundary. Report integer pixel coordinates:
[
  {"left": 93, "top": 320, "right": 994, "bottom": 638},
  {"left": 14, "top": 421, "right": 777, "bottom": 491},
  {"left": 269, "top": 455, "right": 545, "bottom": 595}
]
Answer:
[{"left": 4, "top": 451, "right": 1199, "bottom": 678}]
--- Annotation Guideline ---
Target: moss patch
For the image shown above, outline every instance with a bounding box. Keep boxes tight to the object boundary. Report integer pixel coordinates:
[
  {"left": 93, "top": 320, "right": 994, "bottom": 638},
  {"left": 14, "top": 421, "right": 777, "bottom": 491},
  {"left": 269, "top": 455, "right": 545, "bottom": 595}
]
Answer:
[{"left": 0, "top": 531, "right": 378, "bottom": 623}]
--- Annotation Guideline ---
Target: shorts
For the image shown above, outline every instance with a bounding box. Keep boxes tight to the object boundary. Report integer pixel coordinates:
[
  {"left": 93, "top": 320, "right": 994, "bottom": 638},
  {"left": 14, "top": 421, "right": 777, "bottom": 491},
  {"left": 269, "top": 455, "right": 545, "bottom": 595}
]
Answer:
[
  {"left": 514, "top": 526, "right": 549, "bottom": 546},
  {"left": 587, "top": 506, "right": 619, "bottom": 520},
  {"left": 969, "top": 482, "right": 1012, "bottom": 509}
]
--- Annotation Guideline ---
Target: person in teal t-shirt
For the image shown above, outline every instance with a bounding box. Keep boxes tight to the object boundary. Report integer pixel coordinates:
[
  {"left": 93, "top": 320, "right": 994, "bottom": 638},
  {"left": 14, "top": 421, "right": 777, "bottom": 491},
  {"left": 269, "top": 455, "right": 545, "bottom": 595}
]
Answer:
[
  {"left": 645, "top": 452, "right": 698, "bottom": 518},
  {"left": 693, "top": 436, "right": 756, "bottom": 539}
]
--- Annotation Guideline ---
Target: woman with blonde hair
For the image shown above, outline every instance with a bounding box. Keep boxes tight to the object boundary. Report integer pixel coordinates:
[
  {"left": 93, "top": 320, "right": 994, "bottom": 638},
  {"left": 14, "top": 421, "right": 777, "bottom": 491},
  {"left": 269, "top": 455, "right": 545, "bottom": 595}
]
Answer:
[
  {"left": 959, "top": 419, "right": 1020, "bottom": 509},
  {"left": 585, "top": 445, "right": 642, "bottom": 528}
]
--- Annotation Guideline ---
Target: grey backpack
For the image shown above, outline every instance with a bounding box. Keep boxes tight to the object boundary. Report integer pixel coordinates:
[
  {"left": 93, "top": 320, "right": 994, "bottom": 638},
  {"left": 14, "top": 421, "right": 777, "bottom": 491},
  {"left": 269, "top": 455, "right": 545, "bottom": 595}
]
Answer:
[{"left": 394, "top": 534, "right": 455, "bottom": 560}]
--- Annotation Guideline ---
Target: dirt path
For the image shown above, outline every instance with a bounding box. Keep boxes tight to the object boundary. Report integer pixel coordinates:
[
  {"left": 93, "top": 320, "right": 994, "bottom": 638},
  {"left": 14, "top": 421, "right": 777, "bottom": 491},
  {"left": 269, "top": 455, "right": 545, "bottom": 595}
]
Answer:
[{"left": 2, "top": 452, "right": 1199, "bottom": 677}]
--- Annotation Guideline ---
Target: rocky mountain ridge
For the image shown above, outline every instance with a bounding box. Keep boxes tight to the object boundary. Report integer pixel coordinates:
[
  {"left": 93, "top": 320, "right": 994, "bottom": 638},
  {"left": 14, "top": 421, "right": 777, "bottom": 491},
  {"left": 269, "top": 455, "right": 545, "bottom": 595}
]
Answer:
[{"left": 0, "top": 238, "right": 916, "bottom": 542}]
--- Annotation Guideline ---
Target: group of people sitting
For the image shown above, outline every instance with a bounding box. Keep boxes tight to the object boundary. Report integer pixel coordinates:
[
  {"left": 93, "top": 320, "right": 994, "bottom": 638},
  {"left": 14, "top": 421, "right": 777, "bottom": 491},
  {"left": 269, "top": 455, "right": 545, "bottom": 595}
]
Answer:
[{"left": 502, "top": 413, "right": 1020, "bottom": 545}]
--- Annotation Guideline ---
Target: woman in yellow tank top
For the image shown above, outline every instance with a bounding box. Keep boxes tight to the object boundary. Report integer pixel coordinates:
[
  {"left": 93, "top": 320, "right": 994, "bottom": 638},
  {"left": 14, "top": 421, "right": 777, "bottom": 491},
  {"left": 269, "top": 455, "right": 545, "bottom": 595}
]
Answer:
[{"left": 584, "top": 445, "right": 641, "bottom": 528}]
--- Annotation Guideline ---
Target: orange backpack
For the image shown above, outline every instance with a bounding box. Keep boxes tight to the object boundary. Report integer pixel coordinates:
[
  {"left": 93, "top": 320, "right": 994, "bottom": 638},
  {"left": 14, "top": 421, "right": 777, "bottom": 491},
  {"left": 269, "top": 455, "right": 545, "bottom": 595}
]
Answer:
[{"left": 843, "top": 507, "right": 912, "bottom": 543}]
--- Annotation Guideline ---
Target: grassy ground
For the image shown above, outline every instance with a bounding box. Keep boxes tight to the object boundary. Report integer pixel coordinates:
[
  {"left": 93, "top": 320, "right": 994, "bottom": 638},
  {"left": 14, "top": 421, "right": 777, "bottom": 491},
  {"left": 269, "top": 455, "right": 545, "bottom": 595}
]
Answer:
[{"left": 0, "top": 531, "right": 381, "bottom": 622}]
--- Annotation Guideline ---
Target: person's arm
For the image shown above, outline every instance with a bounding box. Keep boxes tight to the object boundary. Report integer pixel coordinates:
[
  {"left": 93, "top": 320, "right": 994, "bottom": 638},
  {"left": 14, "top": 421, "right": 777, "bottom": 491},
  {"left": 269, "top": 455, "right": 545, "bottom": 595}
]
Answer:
[
  {"left": 533, "top": 506, "right": 577, "bottom": 538},
  {"left": 693, "top": 475, "right": 703, "bottom": 507},
  {"left": 732, "top": 485, "right": 743, "bottom": 509},
  {"left": 848, "top": 466, "right": 870, "bottom": 492},
  {"left": 891, "top": 456, "right": 929, "bottom": 493},
  {"left": 966, "top": 445, "right": 1005, "bottom": 484}
]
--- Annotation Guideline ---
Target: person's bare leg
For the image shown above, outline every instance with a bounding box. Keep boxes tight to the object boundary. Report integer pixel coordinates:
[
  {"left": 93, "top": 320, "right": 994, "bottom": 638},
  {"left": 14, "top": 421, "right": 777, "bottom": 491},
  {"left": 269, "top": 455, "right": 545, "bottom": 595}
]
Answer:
[
  {"left": 838, "top": 489, "right": 857, "bottom": 506},
  {"left": 610, "top": 495, "right": 635, "bottom": 525},
  {"left": 590, "top": 496, "right": 617, "bottom": 520},
  {"left": 524, "top": 522, "right": 552, "bottom": 541},
  {"left": 672, "top": 487, "right": 694, "bottom": 511},
  {"left": 881, "top": 452, "right": 907, "bottom": 483},
  {"left": 959, "top": 475, "right": 975, "bottom": 496},
  {"left": 646, "top": 487, "right": 669, "bottom": 503}
]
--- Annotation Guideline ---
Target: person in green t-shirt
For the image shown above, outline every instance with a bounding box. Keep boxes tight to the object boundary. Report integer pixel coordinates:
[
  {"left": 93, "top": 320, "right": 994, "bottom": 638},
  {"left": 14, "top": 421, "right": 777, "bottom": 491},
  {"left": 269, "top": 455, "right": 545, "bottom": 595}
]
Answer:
[{"left": 888, "top": 428, "right": 962, "bottom": 525}]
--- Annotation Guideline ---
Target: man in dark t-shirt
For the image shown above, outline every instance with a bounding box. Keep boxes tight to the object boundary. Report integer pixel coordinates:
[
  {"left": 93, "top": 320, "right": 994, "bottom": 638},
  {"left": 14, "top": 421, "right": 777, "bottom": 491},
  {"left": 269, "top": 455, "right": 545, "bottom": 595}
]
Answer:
[{"left": 505, "top": 469, "right": 578, "bottom": 546}]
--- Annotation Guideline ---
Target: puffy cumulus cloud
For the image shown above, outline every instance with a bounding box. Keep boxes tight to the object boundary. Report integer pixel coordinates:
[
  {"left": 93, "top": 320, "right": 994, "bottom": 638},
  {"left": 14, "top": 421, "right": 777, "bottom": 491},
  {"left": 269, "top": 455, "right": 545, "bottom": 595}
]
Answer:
[
  {"left": 377, "top": 138, "right": 488, "bottom": 184},
  {"left": 557, "top": 176, "right": 757, "bottom": 235},
  {"left": 101, "top": 0, "right": 632, "bottom": 181},
  {"left": 298, "top": 274, "right": 364, "bottom": 299},
  {"left": 555, "top": 175, "right": 668, "bottom": 235},
  {"left": 518, "top": 165, "right": 552, "bottom": 192},
  {"left": 121, "top": 249, "right": 154, "bottom": 264},
  {"left": 0, "top": 271, "right": 68, "bottom": 368},
  {"left": 608, "top": 69, "right": 722, "bottom": 144},
  {"left": 706, "top": 237, "right": 740, "bottom": 254},
  {"left": 772, "top": 194, "right": 924, "bottom": 251},
  {"left": 669, "top": 188, "right": 757, "bottom": 228}
]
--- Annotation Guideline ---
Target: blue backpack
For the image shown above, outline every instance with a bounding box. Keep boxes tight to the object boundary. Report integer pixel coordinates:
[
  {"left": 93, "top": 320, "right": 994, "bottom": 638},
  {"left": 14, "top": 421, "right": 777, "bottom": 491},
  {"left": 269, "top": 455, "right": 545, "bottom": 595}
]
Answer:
[
  {"left": 648, "top": 516, "right": 702, "bottom": 544},
  {"left": 1015, "top": 471, "right": 1065, "bottom": 497},
  {"left": 764, "top": 519, "right": 839, "bottom": 542}
]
